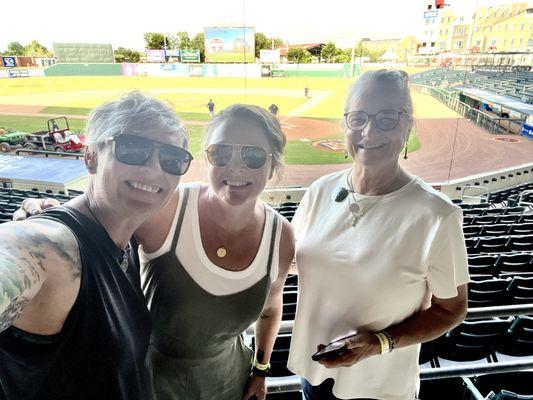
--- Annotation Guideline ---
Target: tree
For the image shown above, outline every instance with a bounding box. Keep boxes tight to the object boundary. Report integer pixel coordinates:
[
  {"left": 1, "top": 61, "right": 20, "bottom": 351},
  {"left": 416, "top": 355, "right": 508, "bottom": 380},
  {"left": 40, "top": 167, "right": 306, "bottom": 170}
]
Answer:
[
  {"left": 144, "top": 32, "right": 166, "bottom": 50},
  {"left": 114, "top": 47, "right": 141, "bottom": 63},
  {"left": 24, "top": 40, "right": 52, "bottom": 57},
  {"left": 320, "top": 41, "right": 343, "bottom": 63},
  {"left": 190, "top": 32, "right": 205, "bottom": 62},
  {"left": 176, "top": 32, "right": 191, "bottom": 49},
  {"left": 287, "top": 48, "right": 312, "bottom": 63},
  {"left": 254, "top": 33, "right": 284, "bottom": 58},
  {"left": 6, "top": 42, "right": 24, "bottom": 56}
]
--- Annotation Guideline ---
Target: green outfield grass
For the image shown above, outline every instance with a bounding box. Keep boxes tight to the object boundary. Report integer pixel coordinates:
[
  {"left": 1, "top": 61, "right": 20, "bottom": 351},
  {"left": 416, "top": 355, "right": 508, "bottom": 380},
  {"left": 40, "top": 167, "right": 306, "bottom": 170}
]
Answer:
[
  {"left": 0, "top": 114, "right": 421, "bottom": 165},
  {"left": 0, "top": 74, "right": 442, "bottom": 165}
]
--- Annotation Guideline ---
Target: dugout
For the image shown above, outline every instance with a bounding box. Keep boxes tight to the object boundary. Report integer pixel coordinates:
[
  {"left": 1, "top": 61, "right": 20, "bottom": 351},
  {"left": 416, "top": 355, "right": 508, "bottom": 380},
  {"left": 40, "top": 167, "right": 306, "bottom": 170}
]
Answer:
[
  {"left": 0, "top": 154, "right": 89, "bottom": 193},
  {"left": 456, "top": 86, "right": 533, "bottom": 133}
]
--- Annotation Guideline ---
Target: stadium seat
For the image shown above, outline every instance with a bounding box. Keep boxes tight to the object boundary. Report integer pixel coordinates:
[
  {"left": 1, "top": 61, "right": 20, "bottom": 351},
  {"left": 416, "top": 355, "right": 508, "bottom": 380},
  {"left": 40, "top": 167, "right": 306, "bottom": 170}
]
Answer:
[
  {"left": 468, "top": 254, "right": 499, "bottom": 276},
  {"left": 481, "top": 224, "right": 511, "bottom": 237},
  {"left": 509, "top": 236, "right": 533, "bottom": 253},
  {"left": 508, "top": 223, "right": 533, "bottom": 236},
  {"left": 507, "top": 277, "right": 533, "bottom": 305},
  {"left": 471, "top": 372, "right": 533, "bottom": 400},
  {"left": 438, "top": 320, "right": 510, "bottom": 362},
  {"left": 473, "top": 215, "right": 500, "bottom": 225},
  {"left": 468, "top": 279, "right": 509, "bottom": 308},
  {"left": 476, "top": 237, "right": 511, "bottom": 254},
  {"left": 496, "top": 254, "right": 533, "bottom": 275},
  {"left": 499, "top": 316, "right": 533, "bottom": 358},
  {"left": 464, "top": 225, "right": 484, "bottom": 238}
]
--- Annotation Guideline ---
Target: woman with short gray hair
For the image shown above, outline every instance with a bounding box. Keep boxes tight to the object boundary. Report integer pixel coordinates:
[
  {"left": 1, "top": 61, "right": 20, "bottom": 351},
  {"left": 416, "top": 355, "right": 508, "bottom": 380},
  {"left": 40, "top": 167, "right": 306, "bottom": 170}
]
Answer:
[
  {"left": 0, "top": 91, "right": 192, "bottom": 400},
  {"left": 288, "top": 70, "right": 469, "bottom": 400}
]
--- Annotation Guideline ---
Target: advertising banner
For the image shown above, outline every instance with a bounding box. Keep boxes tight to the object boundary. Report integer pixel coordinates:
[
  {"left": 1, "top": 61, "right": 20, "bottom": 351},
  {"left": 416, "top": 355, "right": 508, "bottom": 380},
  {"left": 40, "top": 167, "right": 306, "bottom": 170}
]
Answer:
[
  {"left": 521, "top": 123, "right": 533, "bottom": 140},
  {"left": 147, "top": 49, "right": 165, "bottom": 62},
  {"left": 181, "top": 49, "right": 200, "bottom": 63},
  {"left": 166, "top": 49, "right": 181, "bottom": 57},
  {"left": 189, "top": 64, "right": 203, "bottom": 77},
  {"left": 259, "top": 49, "right": 280, "bottom": 63},
  {"left": 1, "top": 57, "right": 16, "bottom": 68},
  {"left": 204, "top": 27, "right": 255, "bottom": 63}
]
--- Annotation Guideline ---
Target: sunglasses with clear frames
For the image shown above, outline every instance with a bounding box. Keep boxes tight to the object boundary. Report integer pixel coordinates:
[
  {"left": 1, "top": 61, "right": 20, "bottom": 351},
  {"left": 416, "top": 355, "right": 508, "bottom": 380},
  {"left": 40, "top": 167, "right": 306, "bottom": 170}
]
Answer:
[
  {"left": 107, "top": 134, "right": 193, "bottom": 176},
  {"left": 205, "top": 143, "right": 272, "bottom": 169},
  {"left": 344, "top": 109, "right": 409, "bottom": 132}
]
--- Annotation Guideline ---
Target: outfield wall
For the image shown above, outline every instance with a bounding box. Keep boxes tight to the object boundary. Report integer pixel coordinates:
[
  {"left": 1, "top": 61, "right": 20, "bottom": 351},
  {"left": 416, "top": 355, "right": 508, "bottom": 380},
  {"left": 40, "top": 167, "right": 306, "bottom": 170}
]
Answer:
[{"left": 44, "top": 63, "right": 123, "bottom": 76}]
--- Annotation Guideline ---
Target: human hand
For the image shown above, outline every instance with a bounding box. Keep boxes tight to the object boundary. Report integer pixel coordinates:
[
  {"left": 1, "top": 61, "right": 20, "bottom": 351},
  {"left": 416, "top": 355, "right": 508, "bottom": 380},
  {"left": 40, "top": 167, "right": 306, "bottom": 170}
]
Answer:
[
  {"left": 12, "top": 198, "right": 60, "bottom": 221},
  {"left": 316, "top": 332, "right": 381, "bottom": 368},
  {"left": 241, "top": 374, "right": 266, "bottom": 400}
]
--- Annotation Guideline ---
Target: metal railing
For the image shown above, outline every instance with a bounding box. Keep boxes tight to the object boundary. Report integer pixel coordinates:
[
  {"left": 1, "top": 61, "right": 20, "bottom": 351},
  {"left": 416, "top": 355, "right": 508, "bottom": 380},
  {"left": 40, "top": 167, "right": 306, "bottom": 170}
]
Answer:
[
  {"left": 263, "top": 303, "right": 533, "bottom": 393},
  {"left": 15, "top": 149, "right": 84, "bottom": 159}
]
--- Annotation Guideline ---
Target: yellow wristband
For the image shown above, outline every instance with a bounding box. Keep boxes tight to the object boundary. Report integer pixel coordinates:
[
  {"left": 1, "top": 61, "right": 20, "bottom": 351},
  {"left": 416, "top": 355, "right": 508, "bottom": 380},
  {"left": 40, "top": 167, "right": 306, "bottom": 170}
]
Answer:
[
  {"left": 373, "top": 332, "right": 390, "bottom": 354},
  {"left": 253, "top": 355, "right": 270, "bottom": 371}
]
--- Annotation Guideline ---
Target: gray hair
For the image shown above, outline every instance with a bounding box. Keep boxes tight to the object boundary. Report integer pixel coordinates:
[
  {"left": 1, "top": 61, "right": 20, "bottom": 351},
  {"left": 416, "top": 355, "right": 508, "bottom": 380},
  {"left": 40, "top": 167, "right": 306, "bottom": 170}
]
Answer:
[
  {"left": 344, "top": 69, "right": 413, "bottom": 117},
  {"left": 85, "top": 91, "right": 188, "bottom": 151},
  {"left": 204, "top": 104, "right": 286, "bottom": 175}
]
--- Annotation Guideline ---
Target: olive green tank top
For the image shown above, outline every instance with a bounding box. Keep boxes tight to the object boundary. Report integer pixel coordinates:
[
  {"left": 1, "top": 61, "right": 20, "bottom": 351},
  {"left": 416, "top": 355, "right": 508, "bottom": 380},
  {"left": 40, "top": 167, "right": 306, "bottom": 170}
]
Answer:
[{"left": 142, "top": 187, "right": 279, "bottom": 400}]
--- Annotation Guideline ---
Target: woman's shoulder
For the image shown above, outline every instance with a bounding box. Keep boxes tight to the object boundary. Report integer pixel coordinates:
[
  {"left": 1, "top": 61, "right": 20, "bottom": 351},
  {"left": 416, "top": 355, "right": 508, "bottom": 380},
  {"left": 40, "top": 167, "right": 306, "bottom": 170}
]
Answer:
[
  {"left": 306, "top": 168, "right": 350, "bottom": 197},
  {"left": 408, "top": 177, "right": 461, "bottom": 218}
]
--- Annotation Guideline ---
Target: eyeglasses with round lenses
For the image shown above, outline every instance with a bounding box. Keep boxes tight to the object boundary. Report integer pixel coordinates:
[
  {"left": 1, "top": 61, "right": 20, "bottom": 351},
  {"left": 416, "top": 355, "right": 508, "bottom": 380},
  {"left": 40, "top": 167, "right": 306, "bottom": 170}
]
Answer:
[
  {"left": 108, "top": 134, "right": 193, "bottom": 176},
  {"left": 205, "top": 143, "right": 272, "bottom": 169},
  {"left": 344, "top": 109, "right": 408, "bottom": 132}
]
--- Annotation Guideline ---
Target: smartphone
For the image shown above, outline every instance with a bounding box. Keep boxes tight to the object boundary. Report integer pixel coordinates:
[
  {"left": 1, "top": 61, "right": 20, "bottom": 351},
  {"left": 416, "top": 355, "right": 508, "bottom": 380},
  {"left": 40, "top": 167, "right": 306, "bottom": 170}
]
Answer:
[{"left": 311, "top": 338, "right": 348, "bottom": 361}]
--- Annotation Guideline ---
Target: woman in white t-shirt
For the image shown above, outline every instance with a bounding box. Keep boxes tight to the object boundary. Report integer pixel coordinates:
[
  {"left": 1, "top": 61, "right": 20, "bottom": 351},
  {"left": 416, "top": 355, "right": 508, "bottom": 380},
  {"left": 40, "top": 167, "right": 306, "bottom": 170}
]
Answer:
[{"left": 288, "top": 70, "right": 470, "bottom": 400}]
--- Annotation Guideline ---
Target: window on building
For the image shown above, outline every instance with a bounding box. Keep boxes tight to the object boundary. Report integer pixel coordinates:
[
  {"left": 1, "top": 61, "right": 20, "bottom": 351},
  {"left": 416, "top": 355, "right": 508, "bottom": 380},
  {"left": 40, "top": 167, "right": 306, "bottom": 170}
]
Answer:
[
  {"left": 490, "top": 39, "right": 497, "bottom": 46},
  {"left": 460, "top": 16, "right": 464, "bottom": 21},
  {"left": 519, "top": 38, "right": 523, "bottom": 45},
  {"left": 476, "top": 40, "right": 482, "bottom": 46},
  {"left": 445, "top": 29, "right": 448, "bottom": 35},
  {"left": 511, "top": 38, "right": 515, "bottom": 45},
  {"left": 455, "top": 40, "right": 464, "bottom": 48},
  {"left": 428, "top": 4, "right": 432, "bottom": 10},
  {"left": 520, "top": 24, "right": 525, "bottom": 30},
  {"left": 505, "top": 24, "right": 508, "bottom": 32},
  {"left": 503, "top": 38, "right": 507, "bottom": 45},
  {"left": 448, "top": 16, "right": 451, "bottom": 22},
  {"left": 489, "top": 26, "right": 492, "bottom": 32},
  {"left": 431, "top": 42, "right": 436, "bottom": 47}
]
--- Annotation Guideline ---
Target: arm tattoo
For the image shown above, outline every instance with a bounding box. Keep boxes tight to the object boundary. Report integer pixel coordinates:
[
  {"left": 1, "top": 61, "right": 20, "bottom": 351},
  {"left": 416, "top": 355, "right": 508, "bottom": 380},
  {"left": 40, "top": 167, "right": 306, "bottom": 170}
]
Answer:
[
  {"left": 0, "top": 222, "right": 80, "bottom": 332},
  {"left": 259, "top": 313, "right": 271, "bottom": 319}
]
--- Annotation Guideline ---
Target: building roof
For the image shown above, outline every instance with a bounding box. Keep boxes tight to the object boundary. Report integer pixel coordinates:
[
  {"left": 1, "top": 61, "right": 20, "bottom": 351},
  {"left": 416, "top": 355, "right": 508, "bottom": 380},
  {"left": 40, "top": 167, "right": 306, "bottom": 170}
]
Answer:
[
  {"left": 455, "top": 86, "right": 533, "bottom": 116},
  {"left": 277, "top": 43, "right": 324, "bottom": 57}
]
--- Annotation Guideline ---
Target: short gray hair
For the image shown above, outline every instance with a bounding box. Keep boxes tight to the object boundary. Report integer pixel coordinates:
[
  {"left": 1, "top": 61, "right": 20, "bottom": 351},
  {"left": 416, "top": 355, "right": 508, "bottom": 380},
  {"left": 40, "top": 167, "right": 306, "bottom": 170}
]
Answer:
[
  {"left": 204, "top": 104, "right": 286, "bottom": 175},
  {"left": 85, "top": 91, "right": 188, "bottom": 151},
  {"left": 344, "top": 69, "right": 413, "bottom": 117}
]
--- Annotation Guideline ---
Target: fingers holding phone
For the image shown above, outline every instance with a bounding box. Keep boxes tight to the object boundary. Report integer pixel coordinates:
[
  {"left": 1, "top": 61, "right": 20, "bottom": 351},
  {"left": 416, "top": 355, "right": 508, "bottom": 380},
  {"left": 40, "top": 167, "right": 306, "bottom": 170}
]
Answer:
[{"left": 312, "top": 332, "right": 381, "bottom": 368}]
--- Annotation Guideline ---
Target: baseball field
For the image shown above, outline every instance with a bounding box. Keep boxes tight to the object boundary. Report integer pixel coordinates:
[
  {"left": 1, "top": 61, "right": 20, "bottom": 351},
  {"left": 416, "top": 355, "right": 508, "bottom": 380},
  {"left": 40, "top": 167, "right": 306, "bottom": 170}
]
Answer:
[{"left": 0, "top": 74, "right": 456, "bottom": 164}]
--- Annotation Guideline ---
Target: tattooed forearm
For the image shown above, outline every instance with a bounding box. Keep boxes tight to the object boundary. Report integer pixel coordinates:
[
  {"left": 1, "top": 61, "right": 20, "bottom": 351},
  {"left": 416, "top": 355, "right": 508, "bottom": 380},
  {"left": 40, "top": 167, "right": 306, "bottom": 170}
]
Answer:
[{"left": 259, "top": 313, "right": 271, "bottom": 319}]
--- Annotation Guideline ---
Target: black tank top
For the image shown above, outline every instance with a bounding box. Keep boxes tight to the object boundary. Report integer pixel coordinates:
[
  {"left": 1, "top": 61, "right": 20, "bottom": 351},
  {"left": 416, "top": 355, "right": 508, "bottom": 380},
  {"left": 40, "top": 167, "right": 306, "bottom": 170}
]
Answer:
[{"left": 0, "top": 207, "right": 151, "bottom": 400}]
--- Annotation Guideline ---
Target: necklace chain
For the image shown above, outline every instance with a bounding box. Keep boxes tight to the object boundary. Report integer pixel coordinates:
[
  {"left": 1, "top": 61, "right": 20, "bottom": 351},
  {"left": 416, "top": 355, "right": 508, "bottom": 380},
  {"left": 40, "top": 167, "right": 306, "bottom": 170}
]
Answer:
[
  {"left": 346, "top": 170, "right": 384, "bottom": 228},
  {"left": 83, "top": 196, "right": 129, "bottom": 271}
]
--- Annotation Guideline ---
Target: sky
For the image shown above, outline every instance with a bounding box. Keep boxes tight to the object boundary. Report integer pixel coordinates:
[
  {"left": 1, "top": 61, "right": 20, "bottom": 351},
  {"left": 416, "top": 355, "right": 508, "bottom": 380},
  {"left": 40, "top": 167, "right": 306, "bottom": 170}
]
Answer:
[{"left": 0, "top": 0, "right": 522, "bottom": 52}]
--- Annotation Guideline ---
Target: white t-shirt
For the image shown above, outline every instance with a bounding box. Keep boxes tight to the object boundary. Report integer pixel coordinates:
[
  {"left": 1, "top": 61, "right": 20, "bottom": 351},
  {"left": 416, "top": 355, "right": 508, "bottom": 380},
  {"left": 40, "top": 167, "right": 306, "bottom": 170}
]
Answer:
[{"left": 288, "top": 169, "right": 470, "bottom": 400}]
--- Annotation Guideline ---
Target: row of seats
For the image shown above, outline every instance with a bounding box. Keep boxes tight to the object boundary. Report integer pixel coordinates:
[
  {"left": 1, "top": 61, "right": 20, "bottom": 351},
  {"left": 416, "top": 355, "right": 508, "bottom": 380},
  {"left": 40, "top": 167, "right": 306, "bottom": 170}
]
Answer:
[
  {"left": 464, "top": 223, "right": 533, "bottom": 238},
  {"left": 465, "top": 235, "right": 533, "bottom": 255},
  {"left": 469, "top": 253, "right": 533, "bottom": 278},
  {"left": 468, "top": 276, "right": 533, "bottom": 307}
]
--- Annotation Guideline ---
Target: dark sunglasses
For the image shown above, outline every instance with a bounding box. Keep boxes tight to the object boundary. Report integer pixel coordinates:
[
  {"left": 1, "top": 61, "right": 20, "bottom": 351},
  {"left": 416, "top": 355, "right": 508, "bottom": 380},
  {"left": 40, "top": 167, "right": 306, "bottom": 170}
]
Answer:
[
  {"left": 205, "top": 143, "right": 271, "bottom": 169},
  {"left": 108, "top": 134, "right": 193, "bottom": 176}
]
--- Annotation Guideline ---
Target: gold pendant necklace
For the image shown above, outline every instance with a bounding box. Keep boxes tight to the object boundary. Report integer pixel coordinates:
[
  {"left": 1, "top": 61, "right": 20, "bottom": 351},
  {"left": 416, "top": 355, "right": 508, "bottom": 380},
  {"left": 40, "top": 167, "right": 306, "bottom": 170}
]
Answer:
[{"left": 216, "top": 247, "right": 227, "bottom": 258}]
